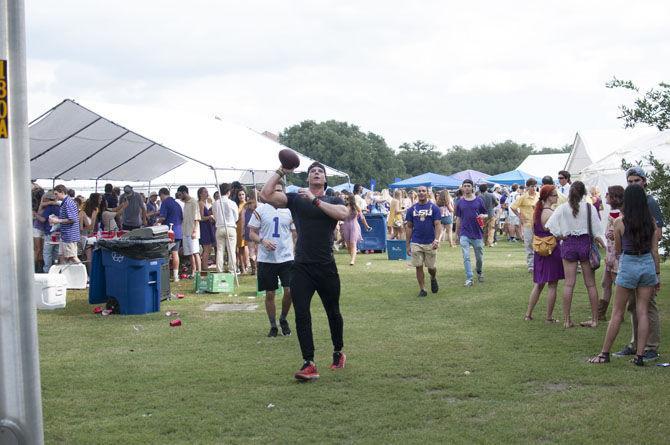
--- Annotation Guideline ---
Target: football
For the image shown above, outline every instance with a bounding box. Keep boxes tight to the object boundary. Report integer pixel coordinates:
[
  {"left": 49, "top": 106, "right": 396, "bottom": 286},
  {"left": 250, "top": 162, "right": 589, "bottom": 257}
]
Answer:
[{"left": 278, "top": 148, "right": 300, "bottom": 170}]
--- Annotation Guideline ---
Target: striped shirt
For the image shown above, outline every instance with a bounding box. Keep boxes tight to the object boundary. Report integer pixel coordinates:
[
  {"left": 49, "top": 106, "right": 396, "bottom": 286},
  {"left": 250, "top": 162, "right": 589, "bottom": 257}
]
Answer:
[{"left": 59, "top": 196, "right": 80, "bottom": 242}]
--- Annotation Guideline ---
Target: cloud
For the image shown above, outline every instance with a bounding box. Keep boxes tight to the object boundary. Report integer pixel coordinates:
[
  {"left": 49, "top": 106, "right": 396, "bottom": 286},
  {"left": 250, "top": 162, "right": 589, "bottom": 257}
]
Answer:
[{"left": 25, "top": 0, "right": 670, "bottom": 156}]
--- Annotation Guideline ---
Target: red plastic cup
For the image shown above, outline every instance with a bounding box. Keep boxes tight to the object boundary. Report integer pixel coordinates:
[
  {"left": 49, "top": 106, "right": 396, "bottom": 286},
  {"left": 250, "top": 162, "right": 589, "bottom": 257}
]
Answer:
[
  {"left": 93, "top": 306, "right": 103, "bottom": 314},
  {"left": 170, "top": 319, "right": 182, "bottom": 327},
  {"left": 176, "top": 293, "right": 185, "bottom": 299},
  {"left": 476, "top": 215, "right": 485, "bottom": 228}
]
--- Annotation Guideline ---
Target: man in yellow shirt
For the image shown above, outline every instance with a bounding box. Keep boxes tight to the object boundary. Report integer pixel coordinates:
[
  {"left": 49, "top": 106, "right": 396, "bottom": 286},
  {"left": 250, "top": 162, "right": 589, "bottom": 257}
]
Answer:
[{"left": 510, "top": 178, "right": 538, "bottom": 272}]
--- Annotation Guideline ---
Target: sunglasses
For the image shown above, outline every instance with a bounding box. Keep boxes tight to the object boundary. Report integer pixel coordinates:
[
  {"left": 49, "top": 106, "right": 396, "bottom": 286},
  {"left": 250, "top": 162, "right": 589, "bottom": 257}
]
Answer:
[{"left": 558, "top": 176, "right": 565, "bottom": 180}]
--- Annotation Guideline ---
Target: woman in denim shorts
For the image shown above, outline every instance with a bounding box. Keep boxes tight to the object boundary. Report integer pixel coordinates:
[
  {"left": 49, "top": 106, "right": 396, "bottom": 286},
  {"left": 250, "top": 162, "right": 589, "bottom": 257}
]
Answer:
[{"left": 589, "top": 185, "right": 660, "bottom": 366}]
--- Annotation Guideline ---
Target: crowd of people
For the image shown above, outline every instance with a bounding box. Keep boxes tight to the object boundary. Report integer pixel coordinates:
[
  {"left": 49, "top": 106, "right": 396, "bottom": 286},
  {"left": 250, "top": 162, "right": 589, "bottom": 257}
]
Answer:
[{"left": 31, "top": 162, "right": 664, "bottom": 376}]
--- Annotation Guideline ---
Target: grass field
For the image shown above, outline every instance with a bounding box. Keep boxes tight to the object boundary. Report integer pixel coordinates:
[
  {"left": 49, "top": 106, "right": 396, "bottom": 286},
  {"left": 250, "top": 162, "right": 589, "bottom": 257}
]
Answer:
[{"left": 38, "top": 242, "right": 670, "bottom": 444}]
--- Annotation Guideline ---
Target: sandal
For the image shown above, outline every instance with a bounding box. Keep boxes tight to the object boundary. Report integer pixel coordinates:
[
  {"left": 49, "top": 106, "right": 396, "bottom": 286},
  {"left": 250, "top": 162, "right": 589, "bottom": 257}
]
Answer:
[
  {"left": 579, "top": 320, "right": 598, "bottom": 328},
  {"left": 588, "top": 352, "right": 610, "bottom": 364},
  {"left": 523, "top": 315, "right": 533, "bottom": 321},
  {"left": 545, "top": 318, "right": 560, "bottom": 324},
  {"left": 563, "top": 321, "right": 575, "bottom": 328}
]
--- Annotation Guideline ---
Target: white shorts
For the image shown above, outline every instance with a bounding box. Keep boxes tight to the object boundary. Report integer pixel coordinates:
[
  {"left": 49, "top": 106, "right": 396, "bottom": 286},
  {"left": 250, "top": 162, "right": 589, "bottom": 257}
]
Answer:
[
  {"left": 507, "top": 213, "right": 520, "bottom": 226},
  {"left": 182, "top": 237, "right": 201, "bottom": 256},
  {"left": 33, "top": 227, "right": 44, "bottom": 238}
]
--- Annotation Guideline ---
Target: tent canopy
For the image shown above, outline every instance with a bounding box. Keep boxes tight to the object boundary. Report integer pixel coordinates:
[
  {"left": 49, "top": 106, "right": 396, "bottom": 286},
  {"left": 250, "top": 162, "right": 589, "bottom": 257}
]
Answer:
[
  {"left": 30, "top": 99, "right": 349, "bottom": 189},
  {"left": 578, "top": 130, "right": 670, "bottom": 191},
  {"left": 487, "top": 169, "right": 538, "bottom": 186},
  {"left": 330, "top": 183, "right": 371, "bottom": 194},
  {"left": 29, "top": 99, "right": 188, "bottom": 182},
  {"left": 449, "top": 169, "right": 490, "bottom": 183},
  {"left": 389, "top": 172, "right": 460, "bottom": 189},
  {"left": 565, "top": 132, "right": 594, "bottom": 175},
  {"left": 516, "top": 153, "right": 570, "bottom": 179}
]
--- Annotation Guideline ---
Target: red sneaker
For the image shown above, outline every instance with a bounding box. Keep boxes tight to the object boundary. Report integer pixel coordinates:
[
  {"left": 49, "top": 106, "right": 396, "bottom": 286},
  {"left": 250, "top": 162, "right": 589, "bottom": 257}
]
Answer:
[
  {"left": 294, "top": 362, "right": 319, "bottom": 381},
  {"left": 330, "top": 352, "right": 346, "bottom": 370}
]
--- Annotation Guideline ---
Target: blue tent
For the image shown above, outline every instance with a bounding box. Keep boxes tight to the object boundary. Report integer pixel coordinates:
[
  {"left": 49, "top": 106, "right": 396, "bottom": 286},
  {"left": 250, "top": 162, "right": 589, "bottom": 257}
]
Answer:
[
  {"left": 389, "top": 172, "right": 460, "bottom": 189},
  {"left": 486, "top": 169, "right": 538, "bottom": 186}
]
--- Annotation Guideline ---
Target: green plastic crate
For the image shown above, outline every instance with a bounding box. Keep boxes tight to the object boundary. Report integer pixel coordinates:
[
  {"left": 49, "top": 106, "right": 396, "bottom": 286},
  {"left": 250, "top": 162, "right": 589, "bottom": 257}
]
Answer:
[{"left": 193, "top": 272, "right": 235, "bottom": 293}]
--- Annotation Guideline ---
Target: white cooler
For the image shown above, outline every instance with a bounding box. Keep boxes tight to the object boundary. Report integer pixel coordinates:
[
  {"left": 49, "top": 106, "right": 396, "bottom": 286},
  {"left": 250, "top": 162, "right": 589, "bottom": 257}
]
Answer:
[
  {"left": 33, "top": 273, "right": 68, "bottom": 310},
  {"left": 48, "top": 263, "right": 88, "bottom": 289}
]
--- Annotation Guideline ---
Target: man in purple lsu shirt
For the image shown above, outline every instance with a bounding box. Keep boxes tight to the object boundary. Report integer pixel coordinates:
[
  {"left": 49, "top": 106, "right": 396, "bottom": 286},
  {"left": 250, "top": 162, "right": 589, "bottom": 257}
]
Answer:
[
  {"left": 406, "top": 186, "right": 442, "bottom": 297},
  {"left": 455, "top": 179, "right": 487, "bottom": 287}
]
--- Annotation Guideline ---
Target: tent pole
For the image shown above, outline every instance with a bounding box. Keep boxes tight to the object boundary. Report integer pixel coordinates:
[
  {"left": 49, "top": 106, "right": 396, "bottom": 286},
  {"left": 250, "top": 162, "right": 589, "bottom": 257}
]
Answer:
[
  {"left": 0, "top": 1, "right": 45, "bottom": 442},
  {"left": 95, "top": 179, "right": 98, "bottom": 193}
]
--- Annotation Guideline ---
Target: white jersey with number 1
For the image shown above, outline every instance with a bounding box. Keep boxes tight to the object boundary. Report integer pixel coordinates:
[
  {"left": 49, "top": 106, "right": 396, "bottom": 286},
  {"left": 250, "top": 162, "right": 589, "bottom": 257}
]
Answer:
[{"left": 248, "top": 203, "right": 295, "bottom": 264}]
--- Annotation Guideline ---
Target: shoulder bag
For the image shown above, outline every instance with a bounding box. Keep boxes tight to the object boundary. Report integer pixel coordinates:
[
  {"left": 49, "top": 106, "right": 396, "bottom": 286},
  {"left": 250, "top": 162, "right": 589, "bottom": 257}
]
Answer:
[
  {"left": 587, "top": 203, "right": 601, "bottom": 270},
  {"left": 532, "top": 209, "right": 556, "bottom": 257}
]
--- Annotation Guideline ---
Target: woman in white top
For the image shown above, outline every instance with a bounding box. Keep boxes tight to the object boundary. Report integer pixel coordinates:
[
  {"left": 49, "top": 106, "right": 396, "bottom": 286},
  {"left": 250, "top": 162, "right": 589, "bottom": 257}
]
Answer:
[{"left": 546, "top": 181, "right": 606, "bottom": 329}]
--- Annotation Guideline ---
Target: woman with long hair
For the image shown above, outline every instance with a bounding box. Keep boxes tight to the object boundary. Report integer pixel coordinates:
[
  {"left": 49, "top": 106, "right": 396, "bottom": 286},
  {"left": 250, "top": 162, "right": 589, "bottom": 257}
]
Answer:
[
  {"left": 197, "top": 187, "right": 216, "bottom": 271},
  {"left": 80, "top": 193, "right": 102, "bottom": 272},
  {"left": 546, "top": 181, "right": 605, "bottom": 328},
  {"left": 340, "top": 191, "right": 371, "bottom": 265},
  {"left": 235, "top": 188, "right": 249, "bottom": 274},
  {"left": 243, "top": 195, "right": 258, "bottom": 275},
  {"left": 589, "top": 185, "right": 660, "bottom": 366},
  {"left": 388, "top": 189, "right": 404, "bottom": 240},
  {"left": 436, "top": 190, "right": 456, "bottom": 247},
  {"left": 524, "top": 185, "right": 564, "bottom": 322},
  {"left": 598, "top": 185, "right": 624, "bottom": 321}
]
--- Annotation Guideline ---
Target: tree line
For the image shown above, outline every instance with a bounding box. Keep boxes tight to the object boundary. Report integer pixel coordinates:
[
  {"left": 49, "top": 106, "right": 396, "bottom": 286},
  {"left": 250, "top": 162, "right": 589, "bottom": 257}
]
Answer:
[{"left": 278, "top": 120, "right": 570, "bottom": 189}]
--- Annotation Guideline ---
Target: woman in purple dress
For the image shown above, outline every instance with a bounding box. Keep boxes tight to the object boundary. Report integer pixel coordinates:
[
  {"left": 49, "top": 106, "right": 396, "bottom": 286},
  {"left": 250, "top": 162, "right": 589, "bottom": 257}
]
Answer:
[
  {"left": 198, "top": 187, "right": 216, "bottom": 269},
  {"left": 524, "top": 185, "right": 564, "bottom": 322},
  {"left": 340, "top": 191, "right": 371, "bottom": 265}
]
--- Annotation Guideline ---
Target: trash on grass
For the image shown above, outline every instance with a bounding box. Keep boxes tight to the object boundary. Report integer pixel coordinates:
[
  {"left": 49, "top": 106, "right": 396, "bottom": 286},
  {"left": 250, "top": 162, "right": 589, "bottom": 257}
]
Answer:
[{"left": 170, "top": 319, "right": 182, "bottom": 327}]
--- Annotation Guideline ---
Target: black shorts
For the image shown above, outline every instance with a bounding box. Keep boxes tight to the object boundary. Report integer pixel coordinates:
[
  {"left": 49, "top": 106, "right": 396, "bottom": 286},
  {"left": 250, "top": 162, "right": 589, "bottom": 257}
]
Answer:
[{"left": 257, "top": 261, "right": 294, "bottom": 291}]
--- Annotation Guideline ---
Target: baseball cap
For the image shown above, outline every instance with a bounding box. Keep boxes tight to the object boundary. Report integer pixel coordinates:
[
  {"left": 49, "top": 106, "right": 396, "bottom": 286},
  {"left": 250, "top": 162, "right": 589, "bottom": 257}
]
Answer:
[
  {"left": 626, "top": 166, "right": 647, "bottom": 179},
  {"left": 149, "top": 191, "right": 158, "bottom": 197}
]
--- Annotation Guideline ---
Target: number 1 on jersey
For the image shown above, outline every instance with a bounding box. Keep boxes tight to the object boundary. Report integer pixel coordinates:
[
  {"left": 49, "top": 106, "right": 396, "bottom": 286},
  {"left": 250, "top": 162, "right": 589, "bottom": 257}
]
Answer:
[{"left": 272, "top": 216, "right": 280, "bottom": 237}]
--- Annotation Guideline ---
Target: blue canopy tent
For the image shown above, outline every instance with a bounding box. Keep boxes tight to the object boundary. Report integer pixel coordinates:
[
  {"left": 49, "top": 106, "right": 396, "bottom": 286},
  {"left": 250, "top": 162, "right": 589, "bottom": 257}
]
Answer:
[
  {"left": 389, "top": 172, "right": 460, "bottom": 189},
  {"left": 450, "top": 169, "right": 491, "bottom": 184},
  {"left": 486, "top": 169, "right": 538, "bottom": 186}
]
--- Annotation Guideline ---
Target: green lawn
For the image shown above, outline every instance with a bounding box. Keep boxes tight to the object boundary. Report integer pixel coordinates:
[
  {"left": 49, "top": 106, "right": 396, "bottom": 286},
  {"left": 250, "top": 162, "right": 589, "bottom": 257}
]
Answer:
[{"left": 38, "top": 242, "right": 670, "bottom": 444}]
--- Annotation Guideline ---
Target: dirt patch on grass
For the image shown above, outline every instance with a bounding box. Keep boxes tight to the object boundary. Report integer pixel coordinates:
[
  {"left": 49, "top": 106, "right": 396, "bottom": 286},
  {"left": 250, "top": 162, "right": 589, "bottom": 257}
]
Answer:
[{"left": 525, "top": 380, "right": 581, "bottom": 395}]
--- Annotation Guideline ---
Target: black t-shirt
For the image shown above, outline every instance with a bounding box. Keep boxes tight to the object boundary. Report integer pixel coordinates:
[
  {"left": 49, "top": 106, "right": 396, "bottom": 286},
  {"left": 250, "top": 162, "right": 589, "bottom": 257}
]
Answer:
[{"left": 287, "top": 193, "right": 344, "bottom": 263}]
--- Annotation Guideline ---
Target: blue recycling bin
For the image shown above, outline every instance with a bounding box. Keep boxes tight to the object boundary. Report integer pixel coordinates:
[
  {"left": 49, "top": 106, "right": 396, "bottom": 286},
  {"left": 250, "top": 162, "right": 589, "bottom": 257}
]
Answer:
[
  {"left": 88, "top": 248, "right": 107, "bottom": 304},
  {"left": 99, "top": 249, "right": 165, "bottom": 315},
  {"left": 357, "top": 214, "right": 387, "bottom": 252},
  {"left": 386, "top": 239, "right": 408, "bottom": 260}
]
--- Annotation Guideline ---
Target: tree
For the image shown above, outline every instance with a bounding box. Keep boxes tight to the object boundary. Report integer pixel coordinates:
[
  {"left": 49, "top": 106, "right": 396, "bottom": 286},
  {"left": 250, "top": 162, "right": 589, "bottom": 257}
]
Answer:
[
  {"left": 396, "top": 140, "right": 449, "bottom": 177},
  {"left": 610, "top": 78, "right": 670, "bottom": 258},
  {"left": 607, "top": 78, "right": 670, "bottom": 131},
  {"left": 444, "top": 140, "right": 536, "bottom": 175},
  {"left": 278, "top": 120, "right": 405, "bottom": 189}
]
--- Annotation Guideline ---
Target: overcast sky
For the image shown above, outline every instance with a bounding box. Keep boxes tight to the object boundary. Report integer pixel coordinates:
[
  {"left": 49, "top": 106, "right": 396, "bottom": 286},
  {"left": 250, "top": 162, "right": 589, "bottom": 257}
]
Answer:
[{"left": 25, "top": 0, "right": 670, "bottom": 161}]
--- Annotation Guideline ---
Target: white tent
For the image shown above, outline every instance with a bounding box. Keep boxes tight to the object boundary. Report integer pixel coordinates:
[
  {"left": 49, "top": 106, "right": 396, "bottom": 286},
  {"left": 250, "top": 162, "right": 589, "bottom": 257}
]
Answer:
[
  {"left": 516, "top": 153, "right": 570, "bottom": 179},
  {"left": 578, "top": 130, "right": 670, "bottom": 191},
  {"left": 29, "top": 99, "right": 189, "bottom": 182},
  {"left": 515, "top": 132, "right": 594, "bottom": 180},
  {"left": 564, "top": 133, "right": 593, "bottom": 175},
  {"left": 30, "top": 99, "right": 349, "bottom": 193}
]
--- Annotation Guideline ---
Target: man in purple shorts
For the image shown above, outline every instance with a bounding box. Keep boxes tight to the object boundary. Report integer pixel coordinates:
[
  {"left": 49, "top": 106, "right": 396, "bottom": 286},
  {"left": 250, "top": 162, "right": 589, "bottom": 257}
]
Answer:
[
  {"left": 455, "top": 179, "right": 487, "bottom": 287},
  {"left": 405, "top": 186, "right": 442, "bottom": 297}
]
